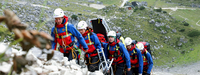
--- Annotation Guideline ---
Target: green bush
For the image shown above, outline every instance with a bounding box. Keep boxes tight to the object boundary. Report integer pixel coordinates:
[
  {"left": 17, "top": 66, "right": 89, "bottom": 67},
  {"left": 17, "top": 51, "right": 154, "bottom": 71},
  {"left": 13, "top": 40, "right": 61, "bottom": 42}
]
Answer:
[
  {"left": 139, "top": 6, "right": 145, "bottom": 10},
  {"left": 134, "top": 6, "right": 138, "bottom": 12},
  {"left": 187, "top": 30, "right": 200, "bottom": 37},
  {"left": 71, "top": 14, "right": 78, "bottom": 20},
  {"left": 184, "top": 22, "right": 189, "bottom": 26},
  {"left": 78, "top": 13, "right": 82, "bottom": 16},
  {"left": 163, "top": 11, "right": 167, "bottom": 13},
  {"left": 179, "top": 29, "right": 185, "bottom": 32},
  {"left": 156, "top": 19, "right": 161, "bottom": 23},
  {"left": 155, "top": 8, "right": 162, "bottom": 12}
]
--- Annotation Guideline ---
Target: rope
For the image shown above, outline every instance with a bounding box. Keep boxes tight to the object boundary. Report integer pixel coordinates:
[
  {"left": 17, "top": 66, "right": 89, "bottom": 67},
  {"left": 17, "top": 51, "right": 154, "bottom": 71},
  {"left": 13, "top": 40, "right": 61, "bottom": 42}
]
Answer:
[
  {"left": 85, "top": 56, "right": 100, "bottom": 65},
  {"left": 67, "top": 45, "right": 77, "bottom": 59},
  {"left": 89, "top": 57, "right": 100, "bottom": 64}
]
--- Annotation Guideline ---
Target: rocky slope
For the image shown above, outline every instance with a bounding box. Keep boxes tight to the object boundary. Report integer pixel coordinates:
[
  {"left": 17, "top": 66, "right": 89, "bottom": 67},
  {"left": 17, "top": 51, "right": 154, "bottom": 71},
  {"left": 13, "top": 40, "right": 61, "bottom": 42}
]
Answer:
[{"left": 0, "top": 0, "right": 200, "bottom": 74}]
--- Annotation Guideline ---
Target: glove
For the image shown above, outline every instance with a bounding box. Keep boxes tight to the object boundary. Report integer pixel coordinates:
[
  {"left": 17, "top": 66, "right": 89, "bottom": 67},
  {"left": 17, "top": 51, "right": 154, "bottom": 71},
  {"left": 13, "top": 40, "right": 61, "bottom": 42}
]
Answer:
[{"left": 77, "top": 49, "right": 81, "bottom": 55}]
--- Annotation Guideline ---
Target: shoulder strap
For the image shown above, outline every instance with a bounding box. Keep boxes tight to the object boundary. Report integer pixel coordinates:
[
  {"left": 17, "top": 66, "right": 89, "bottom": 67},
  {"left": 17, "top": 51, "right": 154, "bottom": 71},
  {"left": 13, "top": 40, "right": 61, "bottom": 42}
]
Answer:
[
  {"left": 54, "top": 22, "right": 69, "bottom": 38},
  {"left": 107, "top": 44, "right": 110, "bottom": 51},
  {"left": 65, "top": 22, "right": 69, "bottom": 33},
  {"left": 87, "top": 33, "right": 94, "bottom": 45},
  {"left": 144, "top": 50, "right": 148, "bottom": 59}
]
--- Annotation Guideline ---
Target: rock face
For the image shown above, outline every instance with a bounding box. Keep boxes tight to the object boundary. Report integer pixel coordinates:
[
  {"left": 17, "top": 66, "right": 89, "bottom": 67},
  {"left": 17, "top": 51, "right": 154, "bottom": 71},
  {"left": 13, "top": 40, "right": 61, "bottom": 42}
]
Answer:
[{"left": 0, "top": 45, "right": 104, "bottom": 75}]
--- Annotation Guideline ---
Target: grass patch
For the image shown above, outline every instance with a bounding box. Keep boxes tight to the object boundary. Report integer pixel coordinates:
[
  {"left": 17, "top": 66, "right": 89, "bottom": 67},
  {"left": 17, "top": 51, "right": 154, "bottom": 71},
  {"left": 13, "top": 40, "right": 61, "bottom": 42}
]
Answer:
[
  {"left": 47, "top": 2, "right": 98, "bottom": 16},
  {"left": 129, "top": 0, "right": 157, "bottom": 7},
  {"left": 172, "top": 44, "right": 200, "bottom": 65},
  {"left": 155, "top": 0, "right": 178, "bottom": 7},
  {"left": 165, "top": 0, "right": 200, "bottom": 6},
  {"left": 170, "top": 9, "right": 200, "bottom": 30},
  {"left": 0, "top": 25, "right": 13, "bottom": 42},
  {"left": 97, "top": 0, "right": 122, "bottom": 6}
]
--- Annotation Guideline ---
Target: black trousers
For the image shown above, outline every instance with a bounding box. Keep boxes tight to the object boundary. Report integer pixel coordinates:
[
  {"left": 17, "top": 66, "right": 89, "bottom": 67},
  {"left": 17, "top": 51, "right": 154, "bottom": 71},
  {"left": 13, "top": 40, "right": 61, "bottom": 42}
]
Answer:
[
  {"left": 142, "top": 69, "right": 150, "bottom": 75},
  {"left": 112, "top": 63, "right": 125, "bottom": 75},
  {"left": 86, "top": 56, "right": 99, "bottom": 72},
  {"left": 63, "top": 50, "right": 79, "bottom": 64},
  {"left": 131, "top": 67, "right": 139, "bottom": 75}
]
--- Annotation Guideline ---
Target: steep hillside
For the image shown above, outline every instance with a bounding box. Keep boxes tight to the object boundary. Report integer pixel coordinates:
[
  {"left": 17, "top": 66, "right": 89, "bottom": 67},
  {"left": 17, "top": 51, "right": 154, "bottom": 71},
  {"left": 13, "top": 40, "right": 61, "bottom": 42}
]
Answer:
[
  {"left": 165, "top": 0, "right": 200, "bottom": 6},
  {"left": 97, "top": 6, "right": 200, "bottom": 67}
]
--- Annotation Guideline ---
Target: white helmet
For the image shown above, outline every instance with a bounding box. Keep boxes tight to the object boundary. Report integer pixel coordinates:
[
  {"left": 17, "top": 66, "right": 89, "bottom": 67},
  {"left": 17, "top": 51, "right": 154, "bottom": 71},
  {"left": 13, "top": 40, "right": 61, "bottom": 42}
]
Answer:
[
  {"left": 136, "top": 43, "right": 144, "bottom": 50},
  {"left": 125, "top": 37, "right": 132, "bottom": 45},
  {"left": 107, "top": 31, "right": 116, "bottom": 37},
  {"left": 77, "top": 21, "right": 88, "bottom": 29},
  {"left": 53, "top": 8, "right": 64, "bottom": 18}
]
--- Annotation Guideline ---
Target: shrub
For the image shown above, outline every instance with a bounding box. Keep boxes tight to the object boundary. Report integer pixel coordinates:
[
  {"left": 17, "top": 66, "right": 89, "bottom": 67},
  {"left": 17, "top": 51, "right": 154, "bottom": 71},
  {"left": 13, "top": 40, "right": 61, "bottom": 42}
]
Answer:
[
  {"left": 71, "top": 14, "right": 78, "bottom": 20},
  {"left": 163, "top": 11, "right": 167, "bottom": 13},
  {"left": 184, "top": 22, "right": 189, "bottom": 26},
  {"left": 155, "top": 8, "right": 162, "bottom": 12},
  {"left": 187, "top": 30, "right": 200, "bottom": 37},
  {"left": 134, "top": 6, "right": 138, "bottom": 12},
  {"left": 156, "top": 19, "right": 161, "bottom": 23},
  {"left": 139, "top": 6, "right": 145, "bottom": 10},
  {"left": 118, "top": 8, "right": 126, "bottom": 13},
  {"left": 179, "top": 29, "right": 185, "bottom": 32}
]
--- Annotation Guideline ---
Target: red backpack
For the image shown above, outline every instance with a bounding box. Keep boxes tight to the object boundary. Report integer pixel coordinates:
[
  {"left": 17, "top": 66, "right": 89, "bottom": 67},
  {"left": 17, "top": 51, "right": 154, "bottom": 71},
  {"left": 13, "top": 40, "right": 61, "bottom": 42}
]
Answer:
[{"left": 96, "top": 33, "right": 106, "bottom": 43}]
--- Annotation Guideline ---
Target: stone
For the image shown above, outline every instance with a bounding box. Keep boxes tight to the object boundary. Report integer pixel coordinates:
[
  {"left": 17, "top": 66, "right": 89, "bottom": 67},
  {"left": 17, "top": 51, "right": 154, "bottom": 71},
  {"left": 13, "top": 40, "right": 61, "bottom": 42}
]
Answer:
[
  {"left": 34, "top": 18, "right": 40, "bottom": 23},
  {"left": 161, "top": 30, "right": 167, "bottom": 34},
  {"left": 178, "top": 43, "right": 182, "bottom": 47},
  {"left": 97, "top": 1, "right": 103, "bottom": 4},
  {"left": 88, "top": 0, "right": 95, "bottom": 3},
  {"left": 154, "top": 28, "right": 156, "bottom": 31},
  {"left": 172, "top": 29, "right": 176, "bottom": 33},
  {"left": 31, "top": 23, "right": 35, "bottom": 27},
  {"left": 166, "top": 25, "right": 170, "bottom": 28},
  {"left": 160, "top": 45, "right": 163, "bottom": 48},
  {"left": 190, "top": 48, "right": 194, "bottom": 51},
  {"left": 149, "top": 19, "right": 155, "bottom": 24},
  {"left": 198, "top": 70, "right": 200, "bottom": 72},
  {"left": 155, "top": 22, "right": 161, "bottom": 27},
  {"left": 154, "top": 40, "right": 157, "bottom": 43}
]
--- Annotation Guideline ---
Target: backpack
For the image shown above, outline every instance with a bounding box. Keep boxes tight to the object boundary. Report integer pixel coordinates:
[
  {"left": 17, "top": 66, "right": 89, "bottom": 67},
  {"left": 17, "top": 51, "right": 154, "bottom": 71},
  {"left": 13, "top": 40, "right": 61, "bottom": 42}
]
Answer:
[{"left": 96, "top": 33, "right": 106, "bottom": 43}]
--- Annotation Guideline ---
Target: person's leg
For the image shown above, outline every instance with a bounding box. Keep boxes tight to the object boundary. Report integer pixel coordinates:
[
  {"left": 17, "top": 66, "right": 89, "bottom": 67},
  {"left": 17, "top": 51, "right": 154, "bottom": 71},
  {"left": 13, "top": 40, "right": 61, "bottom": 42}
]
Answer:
[
  {"left": 126, "top": 70, "right": 132, "bottom": 75},
  {"left": 63, "top": 53, "right": 69, "bottom": 57},
  {"left": 75, "top": 51, "right": 80, "bottom": 64},
  {"left": 68, "top": 50, "right": 73, "bottom": 61},
  {"left": 142, "top": 72, "right": 150, "bottom": 75},
  {"left": 115, "top": 63, "right": 125, "bottom": 75},
  {"left": 142, "top": 69, "right": 150, "bottom": 75},
  {"left": 85, "top": 57, "right": 90, "bottom": 70},
  {"left": 88, "top": 56, "right": 99, "bottom": 72},
  {"left": 133, "top": 67, "right": 139, "bottom": 75}
]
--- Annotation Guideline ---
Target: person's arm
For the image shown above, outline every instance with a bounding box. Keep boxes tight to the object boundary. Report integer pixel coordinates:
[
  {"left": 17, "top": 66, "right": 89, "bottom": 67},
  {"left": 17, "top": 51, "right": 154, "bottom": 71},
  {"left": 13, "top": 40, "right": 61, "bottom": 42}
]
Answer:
[
  {"left": 119, "top": 43, "right": 131, "bottom": 69},
  {"left": 67, "top": 24, "right": 88, "bottom": 50},
  {"left": 146, "top": 52, "right": 153, "bottom": 74},
  {"left": 51, "top": 27, "right": 57, "bottom": 50},
  {"left": 91, "top": 33, "right": 102, "bottom": 53},
  {"left": 102, "top": 42, "right": 108, "bottom": 59},
  {"left": 136, "top": 48, "right": 143, "bottom": 74}
]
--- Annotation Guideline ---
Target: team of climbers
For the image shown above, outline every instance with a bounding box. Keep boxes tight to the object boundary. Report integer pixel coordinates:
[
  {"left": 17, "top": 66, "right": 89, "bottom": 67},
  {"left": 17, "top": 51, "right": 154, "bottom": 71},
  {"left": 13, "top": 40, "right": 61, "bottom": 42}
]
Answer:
[{"left": 51, "top": 8, "right": 153, "bottom": 75}]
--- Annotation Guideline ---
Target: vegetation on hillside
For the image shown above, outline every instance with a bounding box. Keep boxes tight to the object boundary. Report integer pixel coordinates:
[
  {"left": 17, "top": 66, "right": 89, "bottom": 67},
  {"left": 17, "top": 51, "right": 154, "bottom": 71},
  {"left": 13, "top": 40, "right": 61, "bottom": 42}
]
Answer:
[{"left": 97, "top": 5, "right": 200, "bottom": 67}]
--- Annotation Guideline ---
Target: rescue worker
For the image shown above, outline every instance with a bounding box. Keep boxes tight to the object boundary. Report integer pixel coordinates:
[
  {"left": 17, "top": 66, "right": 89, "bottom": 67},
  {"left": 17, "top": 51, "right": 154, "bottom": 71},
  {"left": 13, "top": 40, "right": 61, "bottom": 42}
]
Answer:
[
  {"left": 136, "top": 43, "right": 153, "bottom": 75},
  {"left": 125, "top": 37, "right": 143, "bottom": 75},
  {"left": 77, "top": 21, "right": 102, "bottom": 72},
  {"left": 51, "top": 8, "right": 88, "bottom": 61},
  {"left": 116, "top": 32, "right": 126, "bottom": 47},
  {"left": 102, "top": 31, "right": 131, "bottom": 75}
]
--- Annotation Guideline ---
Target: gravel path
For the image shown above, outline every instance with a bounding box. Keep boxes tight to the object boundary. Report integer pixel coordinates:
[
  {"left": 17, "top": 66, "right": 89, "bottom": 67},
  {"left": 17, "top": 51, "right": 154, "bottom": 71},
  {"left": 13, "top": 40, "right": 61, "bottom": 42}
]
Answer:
[{"left": 153, "top": 61, "right": 200, "bottom": 75}]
